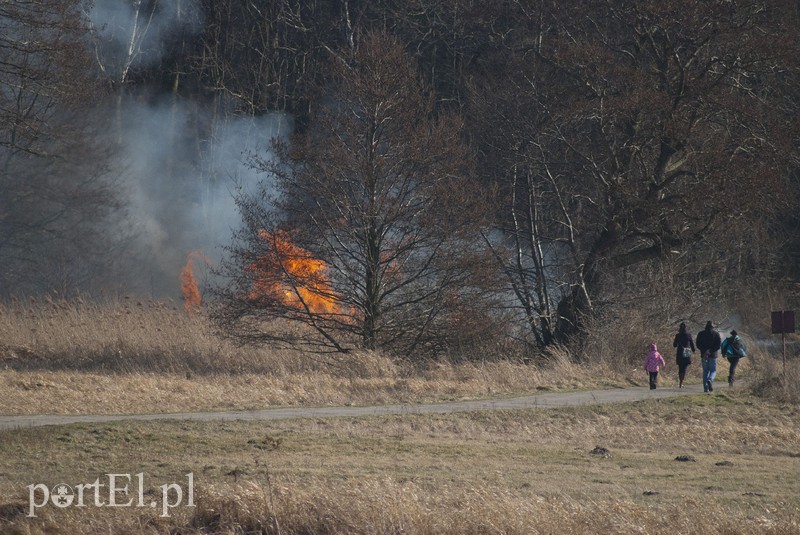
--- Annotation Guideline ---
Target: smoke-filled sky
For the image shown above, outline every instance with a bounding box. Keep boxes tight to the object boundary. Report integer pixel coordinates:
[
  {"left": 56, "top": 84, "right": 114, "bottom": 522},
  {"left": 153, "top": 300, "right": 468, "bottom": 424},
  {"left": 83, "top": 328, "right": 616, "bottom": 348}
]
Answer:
[{"left": 89, "top": 0, "right": 291, "bottom": 297}]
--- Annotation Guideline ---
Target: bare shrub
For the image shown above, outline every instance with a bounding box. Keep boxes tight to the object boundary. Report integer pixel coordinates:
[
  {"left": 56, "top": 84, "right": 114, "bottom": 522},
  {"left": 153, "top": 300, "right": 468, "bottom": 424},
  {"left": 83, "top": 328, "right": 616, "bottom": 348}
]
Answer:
[
  {"left": 748, "top": 355, "right": 800, "bottom": 405},
  {"left": 580, "top": 307, "right": 669, "bottom": 373}
]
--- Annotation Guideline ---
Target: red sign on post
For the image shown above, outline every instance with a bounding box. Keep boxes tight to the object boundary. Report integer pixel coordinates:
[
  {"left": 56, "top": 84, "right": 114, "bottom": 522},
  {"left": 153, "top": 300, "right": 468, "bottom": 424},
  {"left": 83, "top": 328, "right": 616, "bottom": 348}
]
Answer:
[{"left": 772, "top": 310, "right": 796, "bottom": 334}]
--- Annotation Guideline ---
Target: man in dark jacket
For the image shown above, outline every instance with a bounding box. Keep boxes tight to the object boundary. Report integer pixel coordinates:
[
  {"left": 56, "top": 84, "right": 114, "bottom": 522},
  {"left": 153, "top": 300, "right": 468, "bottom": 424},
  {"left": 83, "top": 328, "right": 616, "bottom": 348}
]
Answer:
[{"left": 696, "top": 321, "right": 722, "bottom": 392}]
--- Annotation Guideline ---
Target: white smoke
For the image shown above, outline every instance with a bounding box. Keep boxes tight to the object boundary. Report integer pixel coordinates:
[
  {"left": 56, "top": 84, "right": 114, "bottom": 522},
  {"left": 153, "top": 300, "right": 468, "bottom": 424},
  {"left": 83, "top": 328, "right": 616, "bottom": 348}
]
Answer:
[
  {"left": 115, "top": 99, "right": 290, "bottom": 297},
  {"left": 89, "top": 0, "right": 203, "bottom": 79},
  {"left": 86, "top": 0, "right": 292, "bottom": 298}
]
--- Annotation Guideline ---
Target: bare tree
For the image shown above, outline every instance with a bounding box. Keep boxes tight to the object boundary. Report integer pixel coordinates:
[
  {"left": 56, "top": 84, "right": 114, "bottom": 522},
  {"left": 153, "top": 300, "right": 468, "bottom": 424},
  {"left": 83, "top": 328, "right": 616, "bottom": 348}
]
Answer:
[
  {"left": 214, "top": 32, "right": 497, "bottom": 355},
  {"left": 0, "top": 0, "right": 121, "bottom": 295},
  {"left": 468, "top": 0, "right": 800, "bottom": 347}
]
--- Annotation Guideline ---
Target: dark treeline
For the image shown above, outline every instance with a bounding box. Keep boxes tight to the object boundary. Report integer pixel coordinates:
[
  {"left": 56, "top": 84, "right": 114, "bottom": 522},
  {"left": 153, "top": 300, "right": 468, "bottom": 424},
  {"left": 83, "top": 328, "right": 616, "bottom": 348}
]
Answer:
[{"left": 1, "top": 0, "right": 798, "bottom": 357}]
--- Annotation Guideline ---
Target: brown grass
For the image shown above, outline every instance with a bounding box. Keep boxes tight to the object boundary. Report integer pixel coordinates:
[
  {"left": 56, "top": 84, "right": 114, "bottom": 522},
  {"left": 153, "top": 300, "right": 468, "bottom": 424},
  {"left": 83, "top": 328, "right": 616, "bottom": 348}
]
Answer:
[
  {"left": 2, "top": 299, "right": 798, "bottom": 534},
  {"left": 0, "top": 299, "right": 639, "bottom": 416},
  {"left": 1, "top": 298, "right": 793, "bottom": 416},
  {"left": 749, "top": 354, "right": 800, "bottom": 405},
  {"left": 1, "top": 394, "right": 798, "bottom": 534}
]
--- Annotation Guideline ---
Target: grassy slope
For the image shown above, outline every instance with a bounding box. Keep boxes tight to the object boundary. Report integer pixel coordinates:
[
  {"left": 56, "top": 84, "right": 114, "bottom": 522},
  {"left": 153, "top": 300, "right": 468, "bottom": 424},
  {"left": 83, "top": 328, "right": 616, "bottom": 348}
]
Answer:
[
  {"left": 1, "top": 392, "right": 798, "bottom": 534},
  {"left": 1, "top": 300, "right": 798, "bottom": 533}
]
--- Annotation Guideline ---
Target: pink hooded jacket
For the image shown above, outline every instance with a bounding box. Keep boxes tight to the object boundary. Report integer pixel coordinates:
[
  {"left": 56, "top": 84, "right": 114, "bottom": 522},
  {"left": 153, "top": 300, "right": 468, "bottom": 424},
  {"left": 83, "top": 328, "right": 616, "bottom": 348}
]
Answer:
[{"left": 644, "top": 343, "right": 666, "bottom": 372}]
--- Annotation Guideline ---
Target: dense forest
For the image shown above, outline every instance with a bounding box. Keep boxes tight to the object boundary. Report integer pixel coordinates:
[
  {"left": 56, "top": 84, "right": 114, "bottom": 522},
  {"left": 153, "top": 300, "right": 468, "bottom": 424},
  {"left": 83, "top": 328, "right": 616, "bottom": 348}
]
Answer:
[{"left": 1, "top": 0, "right": 798, "bottom": 357}]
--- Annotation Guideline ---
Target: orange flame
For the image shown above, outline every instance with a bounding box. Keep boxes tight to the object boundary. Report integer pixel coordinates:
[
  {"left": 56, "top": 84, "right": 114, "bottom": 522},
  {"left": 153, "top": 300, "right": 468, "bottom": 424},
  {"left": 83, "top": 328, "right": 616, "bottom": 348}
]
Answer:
[
  {"left": 180, "top": 251, "right": 204, "bottom": 315},
  {"left": 248, "top": 230, "right": 341, "bottom": 315}
]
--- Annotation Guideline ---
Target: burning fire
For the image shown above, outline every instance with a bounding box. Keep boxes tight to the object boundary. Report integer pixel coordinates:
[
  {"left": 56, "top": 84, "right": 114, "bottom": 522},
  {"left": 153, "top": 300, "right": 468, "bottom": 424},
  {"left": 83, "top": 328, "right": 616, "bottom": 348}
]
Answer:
[
  {"left": 249, "top": 230, "right": 341, "bottom": 315},
  {"left": 180, "top": 250, "right": 204, "bottom": 314}
]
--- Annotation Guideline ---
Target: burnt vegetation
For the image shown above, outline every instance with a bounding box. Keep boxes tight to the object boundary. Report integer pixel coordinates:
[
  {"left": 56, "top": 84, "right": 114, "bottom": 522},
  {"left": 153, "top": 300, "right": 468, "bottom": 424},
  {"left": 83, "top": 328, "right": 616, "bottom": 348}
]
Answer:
[{"left": 1, "top": 0, "right": 798, "bottom": 359}]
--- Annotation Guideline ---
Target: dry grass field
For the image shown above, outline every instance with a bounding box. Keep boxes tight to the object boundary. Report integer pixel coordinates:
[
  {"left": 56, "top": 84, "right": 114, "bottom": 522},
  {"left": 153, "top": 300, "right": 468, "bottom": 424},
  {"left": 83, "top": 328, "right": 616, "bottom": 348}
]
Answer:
[
  {"left": 0, "top": 298, "right": 639, "bottom": 416},
  {"left": 1, "top": 299, "right": 798, "bottom": 534},
  {"left": 0, "top": 393, "right": 798, "bottom": 534}
]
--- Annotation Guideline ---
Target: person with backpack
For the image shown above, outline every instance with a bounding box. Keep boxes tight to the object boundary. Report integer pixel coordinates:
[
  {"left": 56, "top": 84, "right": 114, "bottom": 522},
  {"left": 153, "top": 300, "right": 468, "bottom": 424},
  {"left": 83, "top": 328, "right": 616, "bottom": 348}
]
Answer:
[
  {"left": 644, "top": 342, "right": 667, "bottom": 390},
  {"left": 721, "top": 330, "right": 747, "bottom": 386},
  {"left": 672, "top": 322, "right": 696, "bottom": 388},
  {"left": 696, "top": 321, "right": 722, "bottom": 392}
]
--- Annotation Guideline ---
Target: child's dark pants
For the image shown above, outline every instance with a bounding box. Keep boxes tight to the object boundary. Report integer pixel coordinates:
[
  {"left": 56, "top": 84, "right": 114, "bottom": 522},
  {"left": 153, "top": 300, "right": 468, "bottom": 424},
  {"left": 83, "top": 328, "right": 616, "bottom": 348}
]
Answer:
[{"left": 649, "top": 371, "right": 659, "bottom": 389}]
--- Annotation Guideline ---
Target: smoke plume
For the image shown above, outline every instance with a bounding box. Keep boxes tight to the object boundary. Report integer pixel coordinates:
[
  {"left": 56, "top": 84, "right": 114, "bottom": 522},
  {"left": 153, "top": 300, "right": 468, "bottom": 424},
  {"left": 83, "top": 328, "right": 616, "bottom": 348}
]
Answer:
[
  {"left": 115, "top": 100, "right": 290, "bottom": 297},
  {"left": 90, "top": 0, "right": 203, "bottom": 80},
  {"left": 89, "top": 0, "right": 291, "bottom": 298}
]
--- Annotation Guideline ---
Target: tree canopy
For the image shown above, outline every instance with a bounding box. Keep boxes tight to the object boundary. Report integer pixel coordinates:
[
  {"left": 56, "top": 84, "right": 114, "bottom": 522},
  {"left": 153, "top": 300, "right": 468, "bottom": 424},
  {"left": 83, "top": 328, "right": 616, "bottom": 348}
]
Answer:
[
  {"left": 470, "top": 0, "right": 800, "bottom": 346},
  {"left": 1, "top": 0, "right": 797, "bottom": 356},
  {"left": 214, "top": 33, "right": 497, "bottom": 355}
]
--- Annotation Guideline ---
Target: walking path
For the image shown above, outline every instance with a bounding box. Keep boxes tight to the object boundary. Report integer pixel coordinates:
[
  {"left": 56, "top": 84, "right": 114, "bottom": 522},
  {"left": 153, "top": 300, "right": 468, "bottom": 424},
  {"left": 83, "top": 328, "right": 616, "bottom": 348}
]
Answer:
[{"left": 0, "top": 382, "right": 727, "bottom": 431}]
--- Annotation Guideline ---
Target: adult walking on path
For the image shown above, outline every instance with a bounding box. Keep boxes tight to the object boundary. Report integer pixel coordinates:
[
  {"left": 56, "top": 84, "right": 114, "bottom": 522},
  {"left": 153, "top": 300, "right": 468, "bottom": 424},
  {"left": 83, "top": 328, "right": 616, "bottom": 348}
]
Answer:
[
  {"left": 696, "top": 321, "right": 722, "bottom": 392},
  {"left": 721, "top": 330, "right": 747, "bottom": 386},
  {"left": 673, "top": 322, "right": 696, "bottom": 388}
]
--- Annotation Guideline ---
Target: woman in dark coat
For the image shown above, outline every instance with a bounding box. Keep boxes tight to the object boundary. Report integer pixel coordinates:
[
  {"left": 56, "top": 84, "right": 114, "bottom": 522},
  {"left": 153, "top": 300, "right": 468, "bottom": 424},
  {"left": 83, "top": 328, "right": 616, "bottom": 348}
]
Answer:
[{"left": 673, "top": 322, "right": 696, "bottom": 388}]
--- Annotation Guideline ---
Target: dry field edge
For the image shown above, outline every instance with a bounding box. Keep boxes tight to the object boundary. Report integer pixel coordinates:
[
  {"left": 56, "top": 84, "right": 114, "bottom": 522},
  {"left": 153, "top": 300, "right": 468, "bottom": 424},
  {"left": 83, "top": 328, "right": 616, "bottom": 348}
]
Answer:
[
  {"left": 1, "top": 389, "right": 798, "bottom": 535},
  {"left": 2, "top": 300, "right": 799, "bottom": 533}
]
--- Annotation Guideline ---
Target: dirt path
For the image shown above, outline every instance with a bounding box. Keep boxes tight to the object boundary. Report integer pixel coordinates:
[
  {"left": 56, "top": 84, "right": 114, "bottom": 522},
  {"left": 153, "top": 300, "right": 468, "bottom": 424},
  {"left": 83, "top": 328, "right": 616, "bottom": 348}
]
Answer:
[{"left": 0, "top": 382, "right": 726, "bottom": 431}]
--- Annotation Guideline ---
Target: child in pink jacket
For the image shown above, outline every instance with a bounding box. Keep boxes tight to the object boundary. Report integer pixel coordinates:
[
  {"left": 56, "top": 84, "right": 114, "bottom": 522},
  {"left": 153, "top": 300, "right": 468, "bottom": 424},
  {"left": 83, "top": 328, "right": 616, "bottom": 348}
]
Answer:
[{"left": 644, "top": 342, "right": 666, "bottom": 390}]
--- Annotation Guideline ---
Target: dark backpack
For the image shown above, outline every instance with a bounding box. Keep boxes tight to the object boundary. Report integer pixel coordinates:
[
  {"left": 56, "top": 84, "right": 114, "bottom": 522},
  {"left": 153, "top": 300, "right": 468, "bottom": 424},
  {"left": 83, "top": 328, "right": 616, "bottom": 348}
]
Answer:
[{"left": 724, "top": 337, "right": 746, "bottom": 358}]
